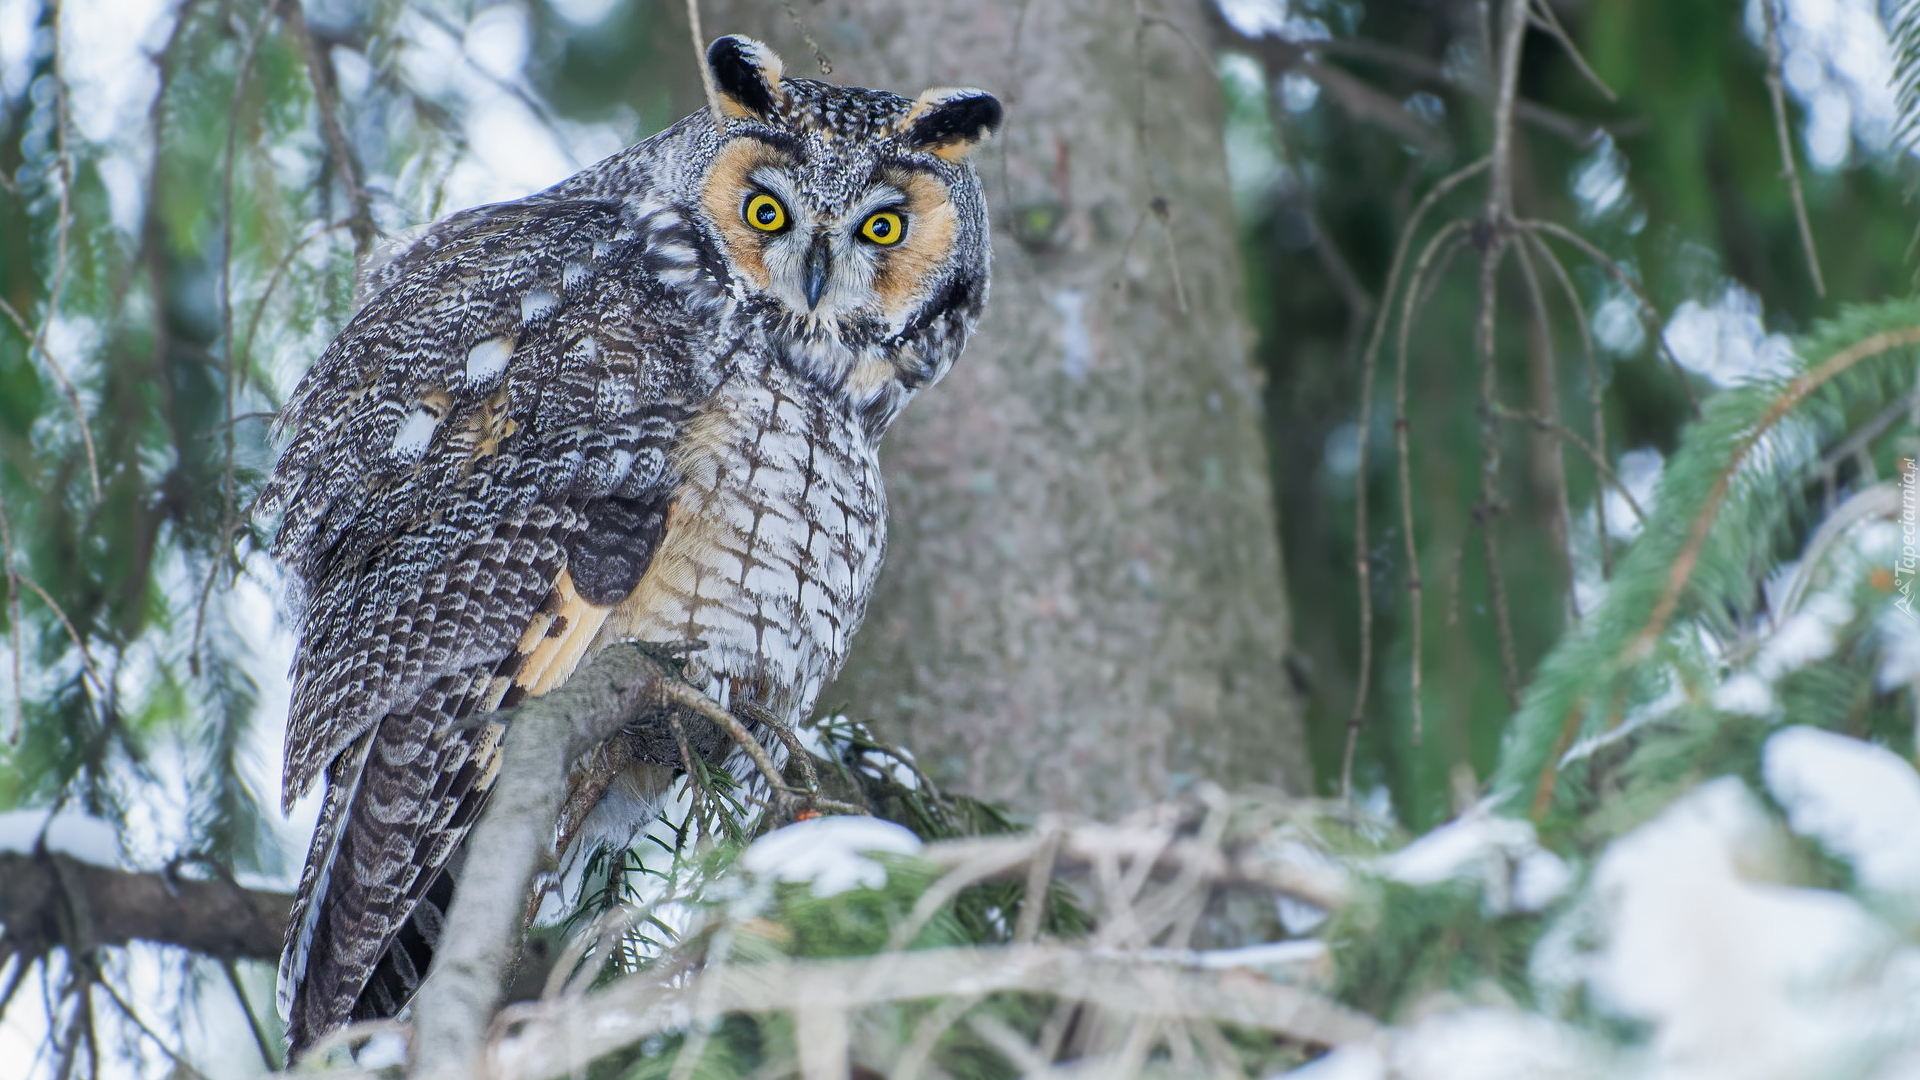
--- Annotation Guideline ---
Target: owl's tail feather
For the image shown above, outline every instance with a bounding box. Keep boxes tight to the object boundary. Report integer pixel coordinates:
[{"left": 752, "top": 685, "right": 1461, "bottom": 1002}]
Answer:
[
  {"left": 351, "top": 866, "right": 456, "bottom": 1022},
  {"left": 283, "top": 674, "right": 505, "bottom": 1060}
]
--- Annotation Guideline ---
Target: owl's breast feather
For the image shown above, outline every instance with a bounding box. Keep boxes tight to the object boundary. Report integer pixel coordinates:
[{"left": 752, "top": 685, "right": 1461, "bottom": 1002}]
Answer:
[{"left": 595, "top": 364, "right": 887, "bottom": 723}]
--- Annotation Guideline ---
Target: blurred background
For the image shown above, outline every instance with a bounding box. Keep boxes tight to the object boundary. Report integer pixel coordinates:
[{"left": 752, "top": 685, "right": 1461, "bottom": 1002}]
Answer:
[{"left": 5, "top": 0, "right": 1920, "bottom": 1075}]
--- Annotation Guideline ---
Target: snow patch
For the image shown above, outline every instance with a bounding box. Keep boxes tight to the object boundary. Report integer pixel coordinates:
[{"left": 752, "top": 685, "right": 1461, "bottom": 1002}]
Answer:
[
  {"left": 1287, "top": 1009, "right": 1604, "bottom": 1080},
  {"left": 1053, "top": 288, "right": 1092, "bottom": 380},
  {"left": 1662, "top": 284, "right": 1797, "bottom": 386},
  {"left": 739, "top": 816, "right": 922, "bottom": 897},
  {"left": 1581, "top": 777, "right": 1907, "bottom": 1078},
  {"left": 0, "top": 809, "right": 121, "bottom": 866},
  {"left": 1380, "top": 807, "right": 1570, "bottom": 915},
  {"left": 1764, "top": 726, "right": 1920, "bottom": 896}
]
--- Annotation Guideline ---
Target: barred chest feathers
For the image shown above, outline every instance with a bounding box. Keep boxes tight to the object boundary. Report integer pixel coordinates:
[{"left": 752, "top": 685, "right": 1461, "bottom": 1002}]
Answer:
[{"left": 601, "top": 353, "right": 887, "bottom": 721}]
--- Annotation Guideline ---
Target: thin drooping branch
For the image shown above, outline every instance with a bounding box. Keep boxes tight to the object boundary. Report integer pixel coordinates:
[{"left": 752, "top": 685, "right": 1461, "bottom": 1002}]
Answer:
[
  {"left": 1491, "top": 406, "right": 1648, "bottom": 525},
  {"left": 1522, "top": 229, "right": 1615, "bottom": 577},
  {"left": 1340, "top": 157, "right": 1490, "bottom": 798},
  {"left": 1392, "top": 218, "right": 1473, "bottom": 754},
  {"left": 285, "top": 0, "right": 375, "bottom": 253},
  {"left": 1523, "top": 219, "right": 1701, "bottom": 416},
  {"left": 1513, "top": 240, "right": 1576, "bottom": 614},
  {"left": 1761, "top": 0, "right": 1827, "bottom": 298},
  {"left": 1468, "top": 0, "right": 1535, "bottom": 717},
  {"left": 6, "top": 0, "right": 101, "bottom": 503},
  {"left": 0, "top": 851, "right": 291, "bottom": 962},
  {"left": 0, "top": 490, "right": 24, "bottom": 743},
  {"left": 1222, "top": 25, "right": 1610, "bottom": 146},
  {"left": 1527, "top": 0, "right": 1615, "bottom": 103}
]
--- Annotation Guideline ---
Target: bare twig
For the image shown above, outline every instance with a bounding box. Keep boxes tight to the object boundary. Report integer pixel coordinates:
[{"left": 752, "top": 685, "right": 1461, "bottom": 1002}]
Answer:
[
  {"left": 93, "top": 977, "right": 208, "bottom": 1080},
  {"left": 780, "top": 0, "right": 833, "bottom": 74},
  {"left": 882, "top": 840, "right": 1043, "bottom": 954},
  {"left": 502, "top": 944, "right": 1379, "bottom": 1079},
  {"left": 285, "top": 0, "right": 375, "bottom": 252},
  {"left": 1229, "top": 22, "right": 1616, "bottom": 145},
  {"left": 1528, "top": 0, "right": 1616, "bottom": 103},
  {"left": 893, "top": 993, "right": 984, "bottom": 1080},
  {"left": 1342, "top": 157, "right": 1492, "bottom": 799},
  {"left": 0, "top": 491, "right": 24, "bottom": 743},
  {"left": 1762, "top": 0, "right": 1827, "bottom": 298},
  {"left": 686, "top": 0, "right": 726, "bottom": 129},
  {"left": 1490, "top": 406, "right": 1648, "bottom": 524},
  {"left": 221, "top": 956, "right": 281, "bottom": 1071},
  {"left": 663, "top": 684, "right": 863, "bottom": 816},
  {"left": 1513, "top": 240, "right": 1577, "bottom": 613},
  {"left": 1521, "top": 229, "right": 1616, "bottom": 577},
  {"left": 236, "top": 218, "right": 352, "bottom": 391},
  {"left": 1460, "top": 0, "right": 1535, "bottom": 716},
  {"left": 1522, "top": 219, "right": 1702, "bottom": 415},
  {"left": 15, "top": 576, "right": 106, "bottom": 696},
  {"left": 1014, "top": 825, "right": 1063, "bottom": 943},
  {"left": 667, "top": 710, "right": 710, "bottom": 843},
  {"left": 1391, "top": 218, "right": 1475, "bottom": 753}
]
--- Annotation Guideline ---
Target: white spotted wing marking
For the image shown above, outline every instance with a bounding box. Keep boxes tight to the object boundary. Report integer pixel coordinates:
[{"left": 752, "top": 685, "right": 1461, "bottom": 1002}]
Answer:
[{"left": 465, "top": 336, "right": 514, "bottom": 384}]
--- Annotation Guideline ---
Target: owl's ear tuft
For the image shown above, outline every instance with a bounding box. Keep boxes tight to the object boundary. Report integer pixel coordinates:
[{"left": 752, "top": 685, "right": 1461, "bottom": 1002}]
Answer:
[
  {"left": 707, "top": 35, "right": 786, "bottom": 119},
  {"left": 903, "top": 89, "right": 1004, "bottom": 161}
]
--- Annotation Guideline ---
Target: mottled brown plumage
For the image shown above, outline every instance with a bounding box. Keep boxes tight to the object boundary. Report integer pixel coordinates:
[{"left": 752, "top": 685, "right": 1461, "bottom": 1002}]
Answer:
[{"left": 266, "top": 37, "right": 1000, "bottom": 1056}]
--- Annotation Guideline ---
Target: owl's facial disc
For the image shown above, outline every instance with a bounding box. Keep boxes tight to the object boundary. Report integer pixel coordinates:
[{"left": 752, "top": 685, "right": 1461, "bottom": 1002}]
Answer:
[{"left": 700, "top": 136, "right": 960, "bottom": 335}]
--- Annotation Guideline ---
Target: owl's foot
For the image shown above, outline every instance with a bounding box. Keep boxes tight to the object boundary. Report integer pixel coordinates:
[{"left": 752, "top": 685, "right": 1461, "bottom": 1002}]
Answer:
[{"left": 657, "top": 680, "right": 862, "bottom": 819}]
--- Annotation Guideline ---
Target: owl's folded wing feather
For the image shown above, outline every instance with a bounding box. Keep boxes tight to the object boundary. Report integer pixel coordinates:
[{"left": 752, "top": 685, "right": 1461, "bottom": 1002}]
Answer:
[{"left": 263, "top": 196, "right": 727, "bottom": 1047}]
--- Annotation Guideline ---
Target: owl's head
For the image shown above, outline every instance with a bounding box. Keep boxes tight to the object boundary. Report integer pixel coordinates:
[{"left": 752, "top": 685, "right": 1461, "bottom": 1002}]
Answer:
[{"left": 683, "top": 36, "right": 1001, "bottom": 417}]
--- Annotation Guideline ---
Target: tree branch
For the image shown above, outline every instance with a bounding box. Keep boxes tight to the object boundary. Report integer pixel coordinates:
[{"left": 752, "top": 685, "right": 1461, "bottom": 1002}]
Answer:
[
  {"left": 500, "top": 943, "right": 1378, "bottom": 1080},
  {"left": 0, "top": 851, "right": 291, "bottom": 962},
  {"left": 408, "top": 642, "right": 690, "bottom": 1077},
  {"left": 285, "top": 0, "right": 375, "bottom": 253}
]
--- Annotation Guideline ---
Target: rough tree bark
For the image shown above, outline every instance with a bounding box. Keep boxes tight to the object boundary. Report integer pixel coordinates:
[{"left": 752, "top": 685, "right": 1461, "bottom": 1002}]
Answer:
[{"left": 703, "top": 0, "right": 1309, "bottom": 812}]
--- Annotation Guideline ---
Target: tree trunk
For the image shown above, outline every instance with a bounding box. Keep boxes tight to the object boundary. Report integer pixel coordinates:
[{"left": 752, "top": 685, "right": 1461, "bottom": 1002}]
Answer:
[{"left": 702, "top": 0, "right": 1308, "bottom": 813}]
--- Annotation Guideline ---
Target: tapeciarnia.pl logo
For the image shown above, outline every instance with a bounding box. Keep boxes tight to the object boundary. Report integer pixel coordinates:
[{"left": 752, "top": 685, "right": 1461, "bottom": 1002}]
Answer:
[{"left": 1900, "top": 456, "right": 1919, "bottom": 620}]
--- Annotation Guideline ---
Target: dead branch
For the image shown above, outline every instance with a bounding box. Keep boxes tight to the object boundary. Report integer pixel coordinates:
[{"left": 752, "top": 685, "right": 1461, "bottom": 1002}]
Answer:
[
  {"left": 918, "top": 821, "right": 1353, "bottom": 912},
  {"left": 0, "top": 851, "right": 291, "bottom": 962},
  {"left": 498, "top": 944, "right": 1378, "bottom": 1080}
]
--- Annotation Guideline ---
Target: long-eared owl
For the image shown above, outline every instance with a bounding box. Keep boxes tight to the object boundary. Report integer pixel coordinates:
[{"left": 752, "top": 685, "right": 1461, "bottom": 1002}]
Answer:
[{"left": 262, "top": 36, "right": 1001, "bottom": 1055}]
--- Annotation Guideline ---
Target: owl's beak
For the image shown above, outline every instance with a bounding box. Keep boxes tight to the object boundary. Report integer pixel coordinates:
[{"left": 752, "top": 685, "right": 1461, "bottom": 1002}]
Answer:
[{"left": 803, "top": 235, "right": 832, "bottom": 310}]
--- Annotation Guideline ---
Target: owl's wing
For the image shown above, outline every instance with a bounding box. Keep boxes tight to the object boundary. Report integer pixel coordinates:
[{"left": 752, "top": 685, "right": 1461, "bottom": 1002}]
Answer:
[{"left": 262, "top": 195, "right": 730, "bottom": 1049}]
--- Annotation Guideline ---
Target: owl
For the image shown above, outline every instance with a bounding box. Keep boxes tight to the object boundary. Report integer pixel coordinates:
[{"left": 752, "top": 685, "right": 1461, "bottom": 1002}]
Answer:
[{"left": 261, "top": 36, "right": 1001, "bottom": 1055}]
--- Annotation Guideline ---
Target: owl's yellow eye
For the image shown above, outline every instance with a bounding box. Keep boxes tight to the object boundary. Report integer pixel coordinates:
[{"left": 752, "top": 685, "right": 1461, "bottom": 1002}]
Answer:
[
  {"left": 743, "top": 193, "right": 788, "bottom": 233},
  {"left": 859, "top": 210, "right": 905, "bottom": 246}
]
